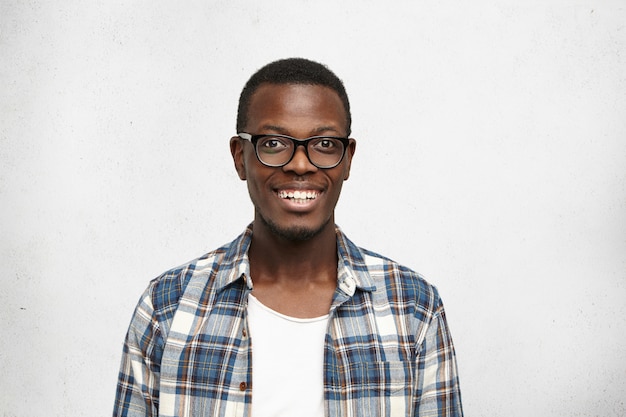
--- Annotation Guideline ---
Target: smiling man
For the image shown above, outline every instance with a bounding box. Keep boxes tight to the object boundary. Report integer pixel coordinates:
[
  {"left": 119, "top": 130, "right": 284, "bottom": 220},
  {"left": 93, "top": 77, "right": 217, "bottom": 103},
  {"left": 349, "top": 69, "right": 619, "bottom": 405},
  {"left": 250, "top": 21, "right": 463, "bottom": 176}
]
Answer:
[{"left": 113, "top": 58, "right": 463, "bottom": 417}]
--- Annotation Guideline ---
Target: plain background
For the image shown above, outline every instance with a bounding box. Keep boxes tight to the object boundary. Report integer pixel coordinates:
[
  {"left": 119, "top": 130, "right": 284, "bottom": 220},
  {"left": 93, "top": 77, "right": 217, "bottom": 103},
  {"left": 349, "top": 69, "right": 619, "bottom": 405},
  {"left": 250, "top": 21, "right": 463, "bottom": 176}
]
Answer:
[{"left": 1, "top": 1, "right": 625, "bottom": 416}]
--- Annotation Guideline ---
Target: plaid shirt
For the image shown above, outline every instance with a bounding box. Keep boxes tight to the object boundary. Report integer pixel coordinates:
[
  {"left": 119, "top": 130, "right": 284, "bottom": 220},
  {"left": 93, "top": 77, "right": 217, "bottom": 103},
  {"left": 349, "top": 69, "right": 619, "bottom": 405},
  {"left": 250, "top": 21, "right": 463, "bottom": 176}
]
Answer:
[{"left": 114, "top": 225, "right": 463, "bottom": 417}]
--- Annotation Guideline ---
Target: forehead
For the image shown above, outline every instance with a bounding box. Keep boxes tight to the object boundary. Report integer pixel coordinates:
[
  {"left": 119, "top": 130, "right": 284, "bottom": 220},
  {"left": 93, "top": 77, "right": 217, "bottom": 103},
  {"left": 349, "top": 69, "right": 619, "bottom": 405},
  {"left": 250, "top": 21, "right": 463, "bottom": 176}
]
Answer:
[{"left": 246, "top": 83, "right": 347, "bottom": 134}]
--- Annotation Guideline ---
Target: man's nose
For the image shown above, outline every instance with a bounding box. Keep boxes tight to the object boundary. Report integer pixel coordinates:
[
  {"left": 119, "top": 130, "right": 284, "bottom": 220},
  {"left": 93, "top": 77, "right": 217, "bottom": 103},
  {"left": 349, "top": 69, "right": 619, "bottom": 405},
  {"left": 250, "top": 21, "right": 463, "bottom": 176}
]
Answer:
[{"left": 283, "top": 145, "right": 318, "bottom": 175}]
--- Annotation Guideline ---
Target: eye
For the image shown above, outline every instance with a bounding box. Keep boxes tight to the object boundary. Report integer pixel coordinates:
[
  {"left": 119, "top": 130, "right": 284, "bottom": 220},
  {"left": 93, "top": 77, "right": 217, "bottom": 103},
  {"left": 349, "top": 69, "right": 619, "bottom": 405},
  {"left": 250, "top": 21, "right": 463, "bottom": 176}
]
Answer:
[
  {"left": 258, "top": 136, "right": 290, "bottom": 153},
  {"left": 264, "top": 139, "right": 280, "bottom": 148},
  {"left": 311, "top": 138, "right": 341, "bottom": 154}
]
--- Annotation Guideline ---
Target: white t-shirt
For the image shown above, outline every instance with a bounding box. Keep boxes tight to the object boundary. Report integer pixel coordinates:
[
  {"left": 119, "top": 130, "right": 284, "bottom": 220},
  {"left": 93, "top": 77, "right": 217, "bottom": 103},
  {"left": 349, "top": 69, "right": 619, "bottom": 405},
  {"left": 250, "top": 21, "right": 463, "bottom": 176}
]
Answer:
[{"left": 247, "top": 294, "right": 329, "bottom": 417}]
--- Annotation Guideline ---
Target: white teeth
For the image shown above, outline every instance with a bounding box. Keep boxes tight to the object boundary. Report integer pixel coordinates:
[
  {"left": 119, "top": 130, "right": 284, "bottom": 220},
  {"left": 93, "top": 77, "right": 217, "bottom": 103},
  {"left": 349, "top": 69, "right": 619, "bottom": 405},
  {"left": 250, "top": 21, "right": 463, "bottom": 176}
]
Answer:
[{"left": 278, "top": 190, "right": 317, "bottom": 200}]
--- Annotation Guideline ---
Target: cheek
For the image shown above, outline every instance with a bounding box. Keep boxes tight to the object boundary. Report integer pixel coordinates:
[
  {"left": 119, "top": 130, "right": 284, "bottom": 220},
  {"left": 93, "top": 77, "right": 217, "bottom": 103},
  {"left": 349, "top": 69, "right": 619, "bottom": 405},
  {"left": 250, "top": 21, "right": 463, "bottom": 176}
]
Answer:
[
  {"left": 245, "top": 177, "right": 265, "bottom": 208},
  {"left": 329, "top": 175, "right": 346, "bottom": 198},
  {"left": 242, "top": 151, "right": 260, "bottom": 181},
  {"left": 342, "top": 158, "right": 353, "bottom": 180},
  {"left": 243, "top": 163, "right": 271, "bottom": 197}
]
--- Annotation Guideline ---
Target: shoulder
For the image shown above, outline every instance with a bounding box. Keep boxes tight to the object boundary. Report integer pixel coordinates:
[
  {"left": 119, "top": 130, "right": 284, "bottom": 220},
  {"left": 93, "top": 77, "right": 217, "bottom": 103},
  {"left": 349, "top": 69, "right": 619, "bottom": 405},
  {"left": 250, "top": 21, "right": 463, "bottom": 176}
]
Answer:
[
  {"left": 363, "top": 248, "right": 440, "bottom": 307},
  {"left": 146, "top": 245, "right": 229, "bottom": 321},
  {"left": 145, "top": 226, "right": 252, "bottom": 322},
  {"left": 338, "top": 229, "right": 442, "bottom": 318}
]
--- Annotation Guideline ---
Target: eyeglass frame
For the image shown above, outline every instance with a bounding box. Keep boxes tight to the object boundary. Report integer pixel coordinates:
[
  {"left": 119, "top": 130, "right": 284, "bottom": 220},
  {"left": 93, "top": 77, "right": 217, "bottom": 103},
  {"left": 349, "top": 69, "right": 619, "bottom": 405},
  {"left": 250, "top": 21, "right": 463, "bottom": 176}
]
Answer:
[{"left": 237, "top": 132, "right": 351, "bottom": 169}]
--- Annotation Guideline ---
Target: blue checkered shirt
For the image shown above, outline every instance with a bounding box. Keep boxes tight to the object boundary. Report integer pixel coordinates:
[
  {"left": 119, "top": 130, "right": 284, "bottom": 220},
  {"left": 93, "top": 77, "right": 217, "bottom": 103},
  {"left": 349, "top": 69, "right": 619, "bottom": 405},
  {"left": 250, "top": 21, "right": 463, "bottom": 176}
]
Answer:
[{"left": 114, "top": 225, "right": 463, "bottom": 416}]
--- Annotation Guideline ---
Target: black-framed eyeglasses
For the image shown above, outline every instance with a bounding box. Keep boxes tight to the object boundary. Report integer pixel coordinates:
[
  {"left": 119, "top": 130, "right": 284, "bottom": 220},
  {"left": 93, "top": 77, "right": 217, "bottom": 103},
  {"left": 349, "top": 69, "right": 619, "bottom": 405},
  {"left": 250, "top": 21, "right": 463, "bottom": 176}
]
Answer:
[{"left": 238, "top": 132, "right": 350, "bottom": 169}]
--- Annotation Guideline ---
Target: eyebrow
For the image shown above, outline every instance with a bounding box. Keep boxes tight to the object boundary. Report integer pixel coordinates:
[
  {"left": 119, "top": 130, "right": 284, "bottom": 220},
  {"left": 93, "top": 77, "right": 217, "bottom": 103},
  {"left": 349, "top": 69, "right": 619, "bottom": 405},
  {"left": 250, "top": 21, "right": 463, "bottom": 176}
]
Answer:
[{"left": 259, "top": 124, "right": 344, "bottom": 137}]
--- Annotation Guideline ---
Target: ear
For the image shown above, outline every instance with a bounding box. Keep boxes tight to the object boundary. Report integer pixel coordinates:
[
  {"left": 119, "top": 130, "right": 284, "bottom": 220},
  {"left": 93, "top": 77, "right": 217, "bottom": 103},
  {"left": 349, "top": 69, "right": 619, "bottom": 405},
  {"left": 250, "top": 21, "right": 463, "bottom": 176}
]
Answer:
[
  {"left": 230, "top": 136, "right": 247, "bottom": 180},
  {"left": 342, "top": 138, "right": 357, "bottom": 180}
]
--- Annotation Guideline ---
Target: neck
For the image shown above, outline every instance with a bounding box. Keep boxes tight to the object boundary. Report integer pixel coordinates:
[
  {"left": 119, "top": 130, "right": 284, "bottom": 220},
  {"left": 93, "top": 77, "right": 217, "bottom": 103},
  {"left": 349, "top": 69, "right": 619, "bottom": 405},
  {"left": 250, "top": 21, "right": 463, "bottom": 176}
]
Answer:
[{"left": 248, "top": 218, "right": 338, "bottom": 285}]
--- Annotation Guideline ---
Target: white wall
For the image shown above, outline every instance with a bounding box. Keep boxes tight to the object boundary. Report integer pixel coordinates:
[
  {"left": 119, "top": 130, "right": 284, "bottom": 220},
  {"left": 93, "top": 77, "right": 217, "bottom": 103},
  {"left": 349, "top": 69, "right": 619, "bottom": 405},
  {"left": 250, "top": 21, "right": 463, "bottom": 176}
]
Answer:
[{"left": 1, "top": 1, "right": 625, "bottom": 416}]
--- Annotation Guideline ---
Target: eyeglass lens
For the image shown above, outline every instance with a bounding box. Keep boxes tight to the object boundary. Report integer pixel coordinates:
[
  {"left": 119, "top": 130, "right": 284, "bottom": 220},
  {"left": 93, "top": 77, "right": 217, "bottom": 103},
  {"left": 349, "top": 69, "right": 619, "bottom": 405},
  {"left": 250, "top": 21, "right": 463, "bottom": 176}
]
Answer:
[{"left": 256, "top": 136, "right": 345, "bottom": 168}]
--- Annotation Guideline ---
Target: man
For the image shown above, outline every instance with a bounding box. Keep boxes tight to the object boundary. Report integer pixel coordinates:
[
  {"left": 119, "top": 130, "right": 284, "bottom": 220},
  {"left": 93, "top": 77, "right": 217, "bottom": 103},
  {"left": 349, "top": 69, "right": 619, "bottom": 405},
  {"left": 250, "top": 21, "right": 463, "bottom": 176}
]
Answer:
[{"left": 113, "top": 58, "right": 463, "bottom": 417}]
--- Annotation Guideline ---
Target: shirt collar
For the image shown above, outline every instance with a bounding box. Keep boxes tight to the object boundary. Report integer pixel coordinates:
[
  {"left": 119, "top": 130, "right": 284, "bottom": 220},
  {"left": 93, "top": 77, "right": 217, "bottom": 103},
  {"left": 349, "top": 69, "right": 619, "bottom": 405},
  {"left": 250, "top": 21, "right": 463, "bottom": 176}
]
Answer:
[
  {"left": 213, "top": 223, "right": 376, "bottom": 294},
  {"left": 214, "top": 224, "right": 253, "bottom": 292},
  {"left": 335, "top": 225, "right": 377, "bottom": 295}
]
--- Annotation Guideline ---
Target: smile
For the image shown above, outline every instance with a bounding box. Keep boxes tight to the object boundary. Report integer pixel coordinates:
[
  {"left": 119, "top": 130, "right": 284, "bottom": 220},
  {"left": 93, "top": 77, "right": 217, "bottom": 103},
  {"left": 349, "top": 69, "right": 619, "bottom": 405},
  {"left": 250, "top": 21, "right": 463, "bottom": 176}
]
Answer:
[{"left": 277, "top": 190, "right": 319, "bottom": 204}]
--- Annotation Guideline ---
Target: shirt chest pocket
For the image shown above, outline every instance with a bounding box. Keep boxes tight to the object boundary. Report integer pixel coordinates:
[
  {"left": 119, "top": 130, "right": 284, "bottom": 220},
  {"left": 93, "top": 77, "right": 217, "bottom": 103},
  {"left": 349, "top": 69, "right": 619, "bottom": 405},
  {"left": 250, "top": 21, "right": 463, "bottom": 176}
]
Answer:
[
  {"left": 345, "top": 360, "right": 411, "bottom": 394},
  {"left": 334, "top": 361, "right": 413, "bottom": 417}
]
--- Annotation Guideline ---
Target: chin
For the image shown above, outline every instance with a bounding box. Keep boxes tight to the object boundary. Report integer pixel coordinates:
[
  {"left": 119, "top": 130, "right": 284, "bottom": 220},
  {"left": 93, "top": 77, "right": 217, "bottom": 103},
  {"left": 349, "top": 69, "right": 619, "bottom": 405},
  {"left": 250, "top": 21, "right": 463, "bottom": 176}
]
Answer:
[{"left": 261, "top": 216, "right": 331, "bottom": 242}]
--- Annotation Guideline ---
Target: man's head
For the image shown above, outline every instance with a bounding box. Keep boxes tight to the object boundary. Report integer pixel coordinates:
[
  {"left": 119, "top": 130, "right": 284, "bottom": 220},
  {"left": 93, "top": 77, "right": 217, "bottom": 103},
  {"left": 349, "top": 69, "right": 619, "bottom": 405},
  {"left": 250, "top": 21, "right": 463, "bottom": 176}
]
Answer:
[
  {"left": 231, "top": 58, "right": 356, "bottom": 242},
  {"left": 237, "top": 58, "right": 352, "bottom": 136}
]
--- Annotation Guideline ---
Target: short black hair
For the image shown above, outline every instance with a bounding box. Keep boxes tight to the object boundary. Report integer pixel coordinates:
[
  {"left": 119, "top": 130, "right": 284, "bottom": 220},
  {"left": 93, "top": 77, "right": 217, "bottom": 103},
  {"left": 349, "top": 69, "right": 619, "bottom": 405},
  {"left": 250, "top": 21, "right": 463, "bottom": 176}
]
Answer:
[{"left": 236, "top": 58, "right": 351, "bottom": 136}]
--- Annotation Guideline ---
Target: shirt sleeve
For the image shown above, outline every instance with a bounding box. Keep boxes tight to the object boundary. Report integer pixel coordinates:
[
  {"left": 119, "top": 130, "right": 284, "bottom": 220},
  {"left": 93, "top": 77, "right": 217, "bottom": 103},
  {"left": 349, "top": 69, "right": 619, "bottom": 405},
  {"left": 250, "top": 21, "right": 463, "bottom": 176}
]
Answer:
[
  {"left": 113, "top": 289, "right": 163, "bottom": 417},
  {"left": 414, "top": 297, "right": 464, "bottom": 417}
]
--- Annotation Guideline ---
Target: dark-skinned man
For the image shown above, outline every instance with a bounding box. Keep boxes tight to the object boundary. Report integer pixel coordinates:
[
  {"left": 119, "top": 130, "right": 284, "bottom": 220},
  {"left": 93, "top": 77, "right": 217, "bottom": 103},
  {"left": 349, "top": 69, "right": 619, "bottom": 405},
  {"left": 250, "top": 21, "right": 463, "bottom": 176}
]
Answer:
[{"left": 114, "top": 57, "right": 463, "bottom": 417}]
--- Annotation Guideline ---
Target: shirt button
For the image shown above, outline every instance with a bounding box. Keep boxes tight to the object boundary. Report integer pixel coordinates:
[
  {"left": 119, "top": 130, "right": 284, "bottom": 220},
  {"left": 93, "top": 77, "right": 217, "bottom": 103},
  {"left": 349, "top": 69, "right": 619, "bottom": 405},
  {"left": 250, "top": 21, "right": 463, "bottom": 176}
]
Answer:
[
  {"left": 239, "top": 382, "right": 247, "bottom": 391},
  {"left": 242, "top": 328, "right": 247, "bottom": 337}
]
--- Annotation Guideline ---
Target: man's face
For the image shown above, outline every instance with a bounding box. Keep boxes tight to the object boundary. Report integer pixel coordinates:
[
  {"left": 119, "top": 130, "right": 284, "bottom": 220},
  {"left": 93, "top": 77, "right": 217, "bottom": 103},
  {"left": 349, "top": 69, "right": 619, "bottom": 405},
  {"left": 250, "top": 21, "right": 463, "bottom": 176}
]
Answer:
[{"left": 231, "top": 83, "right": 356, "bottom": 241}]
